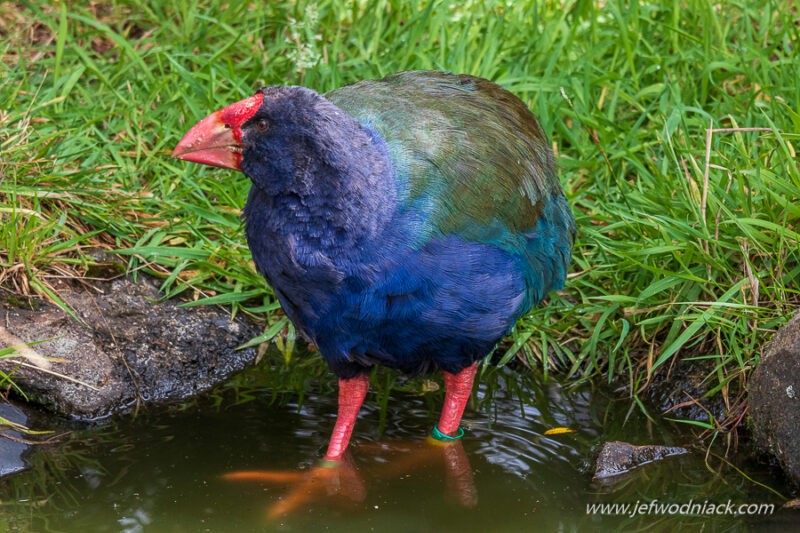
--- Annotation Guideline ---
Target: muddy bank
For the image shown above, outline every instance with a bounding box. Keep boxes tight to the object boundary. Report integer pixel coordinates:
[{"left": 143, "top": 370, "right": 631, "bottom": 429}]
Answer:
[
  {"left": 605, "top": 315, "right": 800, "bottom": 491},
  {"left": 749, "top": 311, "right": 800, "bottom": 488},
  {"left": 0, "top": 274, "right": 262, "bottom": 420}
]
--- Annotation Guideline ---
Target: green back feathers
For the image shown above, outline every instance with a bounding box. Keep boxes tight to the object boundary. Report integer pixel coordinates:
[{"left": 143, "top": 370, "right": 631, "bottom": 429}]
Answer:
[{"left": 325, "top": 71, "right": 558, "bottom": 242}]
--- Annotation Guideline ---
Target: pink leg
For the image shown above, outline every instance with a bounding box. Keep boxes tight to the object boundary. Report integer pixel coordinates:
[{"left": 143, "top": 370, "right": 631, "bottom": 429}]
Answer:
[
  {"left": 323, "top": 374, "right": 369, "bottom": 462},
  {"left": 436, "top": 362, "right": 478, "bottom": 436}
]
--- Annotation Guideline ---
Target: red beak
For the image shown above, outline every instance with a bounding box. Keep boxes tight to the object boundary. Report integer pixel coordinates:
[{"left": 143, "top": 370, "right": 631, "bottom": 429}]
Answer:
[{"left": 172, "top": 93, "right": 264, "bottom": 171}]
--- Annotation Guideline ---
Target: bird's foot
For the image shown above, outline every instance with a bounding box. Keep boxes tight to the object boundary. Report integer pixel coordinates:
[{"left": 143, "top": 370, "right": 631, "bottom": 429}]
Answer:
[
  {"left": 224, "top": 437, "right": 476, "bottom": 519},
  {"left": 223, "top": 453, "right": 366, "bottom": 518}
]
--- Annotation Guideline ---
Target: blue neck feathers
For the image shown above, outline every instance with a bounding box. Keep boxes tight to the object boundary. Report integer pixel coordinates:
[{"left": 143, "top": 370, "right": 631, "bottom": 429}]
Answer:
[{"left": 241, "top": 89, "right": 398, "bottom": 282}]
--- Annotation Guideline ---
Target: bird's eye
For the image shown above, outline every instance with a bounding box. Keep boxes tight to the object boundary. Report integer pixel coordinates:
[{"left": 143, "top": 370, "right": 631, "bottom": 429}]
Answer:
[{"left": 256, "top": 119, "right": 269, "bottom": 132}]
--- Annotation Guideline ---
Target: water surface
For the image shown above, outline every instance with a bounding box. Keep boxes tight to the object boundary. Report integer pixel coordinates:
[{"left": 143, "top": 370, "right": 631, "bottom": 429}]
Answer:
[{"left": 1, "top": 365, "right": 794, "bottom": 532}]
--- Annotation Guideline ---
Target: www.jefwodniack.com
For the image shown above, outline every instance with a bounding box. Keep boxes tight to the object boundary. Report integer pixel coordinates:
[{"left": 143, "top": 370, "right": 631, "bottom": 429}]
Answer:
[{"left": 586, "top": 500, "right": 775, "bottom": 518}]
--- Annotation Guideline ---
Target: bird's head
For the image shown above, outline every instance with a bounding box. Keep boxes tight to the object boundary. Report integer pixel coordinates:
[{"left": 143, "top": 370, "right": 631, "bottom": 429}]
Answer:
[
  {"left": 173, "top": 86, "right": 328, "bottom": 168},
  {"left": 173, "top": 86, "right": 364, "bottom": 196}
]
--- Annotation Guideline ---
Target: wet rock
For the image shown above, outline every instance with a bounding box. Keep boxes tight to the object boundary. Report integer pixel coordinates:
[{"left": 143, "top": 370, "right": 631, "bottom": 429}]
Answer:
[
  {"left": 749, "top": 311, "right": 800, "bottom": 488},
  {"left": 0, "top": 402, "right": 30, "bottom": 476},
  {"left": 593, "top": 440, "right": 688, "bottom": 479},
  {"left": 0, "top": 275, "right": 262, "bottom": 420}
]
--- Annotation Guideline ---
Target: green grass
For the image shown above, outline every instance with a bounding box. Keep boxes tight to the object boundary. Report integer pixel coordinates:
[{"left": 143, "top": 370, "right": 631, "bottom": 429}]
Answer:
[{"left": 1, "top": 0, "right": 798, "bottom": 435}]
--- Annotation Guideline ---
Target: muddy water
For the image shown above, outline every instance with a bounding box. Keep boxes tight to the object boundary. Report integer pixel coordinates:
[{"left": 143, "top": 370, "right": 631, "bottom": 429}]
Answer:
[{"left": 0, "top": 365, "right": 795, "bottom": 532}]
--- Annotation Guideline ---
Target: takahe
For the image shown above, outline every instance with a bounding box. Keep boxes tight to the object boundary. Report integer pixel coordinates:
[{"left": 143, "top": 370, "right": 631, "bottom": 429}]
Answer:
[{"left": 173, "top": 71, "right": 575, "bottom": 462}]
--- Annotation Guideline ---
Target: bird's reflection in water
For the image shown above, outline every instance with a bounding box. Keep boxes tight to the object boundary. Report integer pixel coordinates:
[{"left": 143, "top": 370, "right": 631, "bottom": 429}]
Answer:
[{"left": 223, "top": 438, "right": 476, "bottom": 518}]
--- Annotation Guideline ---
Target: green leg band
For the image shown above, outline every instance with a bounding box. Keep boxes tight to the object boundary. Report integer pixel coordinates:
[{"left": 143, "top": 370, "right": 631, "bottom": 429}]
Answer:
[
  {"left": 318, "top": 459, "right": 341, "bottom": 469},
  {"left": 431, "top": 424, "right": 465, "bottom": 442}
]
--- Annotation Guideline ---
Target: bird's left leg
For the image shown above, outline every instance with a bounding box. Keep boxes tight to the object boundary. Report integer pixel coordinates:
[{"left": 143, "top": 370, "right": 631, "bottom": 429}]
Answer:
[
  {"left": 323, "top": 373, "right": 370, "bottom": 462},
  {"left": 434, "top": 362, "right": 478, "bottom": 438}
]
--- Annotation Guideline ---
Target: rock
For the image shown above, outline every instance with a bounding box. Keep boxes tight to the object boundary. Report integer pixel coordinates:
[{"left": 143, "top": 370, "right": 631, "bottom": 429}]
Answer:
[
  {"left": 0, "top": 402, "right": 30, "bottom": 476},
  {"left": 749, "top": 311, "right": 800, "bottom": 487},
  {"left": 593, "top": 440, "right": 689, "bottom": 479},
  {"left": 0, "top": 275, "right": 263, "bottom": 420}
]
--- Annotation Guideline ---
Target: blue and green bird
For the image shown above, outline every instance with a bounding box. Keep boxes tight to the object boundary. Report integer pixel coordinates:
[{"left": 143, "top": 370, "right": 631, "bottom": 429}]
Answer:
[{"left": 173, "top": 71, "right": 575, "bottom": 462}]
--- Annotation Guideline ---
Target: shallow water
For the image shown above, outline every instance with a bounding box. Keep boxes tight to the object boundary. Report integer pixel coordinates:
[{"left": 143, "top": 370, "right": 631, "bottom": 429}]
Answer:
[{"left": 1, "top": 365, "right": 796, "bottom": 532}]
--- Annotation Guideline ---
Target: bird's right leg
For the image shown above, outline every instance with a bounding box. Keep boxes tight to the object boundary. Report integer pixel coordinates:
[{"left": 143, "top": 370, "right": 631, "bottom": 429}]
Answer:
[{"left": 323, "top": 374, "right": 370, "bottom": 462}]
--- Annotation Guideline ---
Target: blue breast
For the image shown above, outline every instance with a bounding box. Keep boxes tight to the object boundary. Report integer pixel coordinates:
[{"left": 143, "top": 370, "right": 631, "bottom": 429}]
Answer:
[{"left": 245, "top": 187, "right": 571, "bottom": 379}]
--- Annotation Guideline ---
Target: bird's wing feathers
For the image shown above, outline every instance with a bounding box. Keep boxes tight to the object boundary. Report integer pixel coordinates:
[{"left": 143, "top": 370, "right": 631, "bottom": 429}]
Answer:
[{"left": 326, "top": 71, "right": 561, "bottom": 248}]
